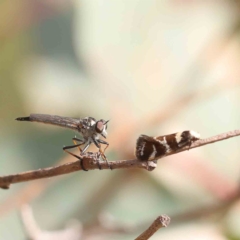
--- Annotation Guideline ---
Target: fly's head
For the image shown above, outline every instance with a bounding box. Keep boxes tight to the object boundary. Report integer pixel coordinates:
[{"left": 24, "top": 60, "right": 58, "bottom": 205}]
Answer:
[
  {"left": 80, "top": 117, "right": 109, "bottom": 140},
  {"left": 95, "top": 119, "right": 109, "bottom": 138}
]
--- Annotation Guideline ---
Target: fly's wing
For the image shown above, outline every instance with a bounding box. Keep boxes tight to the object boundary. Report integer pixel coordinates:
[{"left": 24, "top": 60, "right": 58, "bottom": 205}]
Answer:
[{"left": 16, "top": 114, "right": 82, "bottom": 132}]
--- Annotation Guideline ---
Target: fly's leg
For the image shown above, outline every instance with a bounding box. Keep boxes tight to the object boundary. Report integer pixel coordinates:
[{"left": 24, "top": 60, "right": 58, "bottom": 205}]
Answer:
[
  {"left": 63, "top": 143, "right": 83, "bottom": 156},
  {"left": 80, "top": 141, "right": 91, "bottom": 154},
  {"left": 72, "top": 137, "right": 85, "bottom": 153},
  {"left": 63, "top": 143, "right": 88, "bottom": 171},
  {"left": 97, "top": 139, "right": 109, "bottom": 159},
  {"left": 96, "top": 139, "right": 111, "bottom": 170},
  {"left": 92, "top": 138, "right": 107, "bottom": 170}
]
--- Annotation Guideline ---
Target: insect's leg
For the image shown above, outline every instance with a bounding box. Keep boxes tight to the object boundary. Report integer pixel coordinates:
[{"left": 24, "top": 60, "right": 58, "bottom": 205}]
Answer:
[
  {"left": 97, "top": 139, "right": 111, "bottom": 170},
  {"left": 63, "top": 144, "right": 82, "bottom": 158},
  {"left": 92, "top": 139, "right": 105, "bottom": 159},
  {"left": 72, "top": 137, "right": 85, "bottom": 153},
  {"left": 81, "top": 141, "right": 91, "bottom": 154},
  {"left": 98, "top": 139, "right": 109, "bottom": 155},
  {"left": 63, "top": 144, "right": 88, "bottom": 171},
  {"left": 92, "top": 138, "right": 104, "bottom": 170}
]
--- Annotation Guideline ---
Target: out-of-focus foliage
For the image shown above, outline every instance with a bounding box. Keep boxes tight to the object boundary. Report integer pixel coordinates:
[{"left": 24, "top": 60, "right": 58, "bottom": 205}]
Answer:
[{"left": 1, "top": 0, "right": 240, "bottom": 239}]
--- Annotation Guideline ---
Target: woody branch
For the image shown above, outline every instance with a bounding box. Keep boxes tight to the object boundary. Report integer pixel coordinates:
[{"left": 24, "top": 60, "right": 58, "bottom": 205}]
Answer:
[
  {"left": 135, "top": 215, "right": 170, "bottom": 240},
  {"left": 0, "top": 129, "right": 240, "bottom": 189}
]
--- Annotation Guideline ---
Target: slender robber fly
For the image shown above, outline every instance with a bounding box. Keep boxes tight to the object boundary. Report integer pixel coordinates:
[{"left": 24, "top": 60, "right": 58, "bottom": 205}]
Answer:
[{"left": 16, "top": 114, "right": 110, "bottom": 171}]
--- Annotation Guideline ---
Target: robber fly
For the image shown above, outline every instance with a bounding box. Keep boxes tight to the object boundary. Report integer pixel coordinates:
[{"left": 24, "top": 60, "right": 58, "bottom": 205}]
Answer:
[{"left": 16, "top": 114, "right": 110, "bottom": 171}]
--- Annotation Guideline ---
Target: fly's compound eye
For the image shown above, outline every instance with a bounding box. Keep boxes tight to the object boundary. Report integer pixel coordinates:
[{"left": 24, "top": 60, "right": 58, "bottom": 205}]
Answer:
[
  {"left": 96, "top": 119, "right": 109, "bottom": 138},
  {"left": 95, "top": 120, "right": 104, "bottom": 133}
]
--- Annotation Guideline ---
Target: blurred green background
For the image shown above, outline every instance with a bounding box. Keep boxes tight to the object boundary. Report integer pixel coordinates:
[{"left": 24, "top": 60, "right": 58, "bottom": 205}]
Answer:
[{"left": 1, "top": 0, "right": 240, "bottom": 239}]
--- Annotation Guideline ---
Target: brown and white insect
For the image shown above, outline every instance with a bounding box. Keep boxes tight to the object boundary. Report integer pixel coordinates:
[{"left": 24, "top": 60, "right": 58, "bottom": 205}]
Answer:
[
  {"left": 16, "top": 114, "right": 110, "bottom": 170},
  {"left": 135, "top": 130, "right": 200, "bottom": 161}
]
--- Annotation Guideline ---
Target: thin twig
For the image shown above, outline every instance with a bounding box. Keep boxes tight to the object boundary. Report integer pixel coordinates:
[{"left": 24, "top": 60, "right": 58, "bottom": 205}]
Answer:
[
  {"left": 135, "top": 215, "right": 170, "bottom": 240},
  {"left": 0, "top": 129, "right": 240, "bottom": 189},
  {"left": 20, "top": 204, "right": 82, "bottom": 240}
]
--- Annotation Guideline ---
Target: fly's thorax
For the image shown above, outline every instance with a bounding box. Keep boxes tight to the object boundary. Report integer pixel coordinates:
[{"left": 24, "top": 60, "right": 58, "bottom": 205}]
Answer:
[
  {"left": 78, "top": 117, "right": 109, "bottom": 141},
  {"left": 80, "top": 126, "right": 97, "bottom": 139},
  {"left": 81, "top": 117, "right": 96, "bottom": 129}
]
